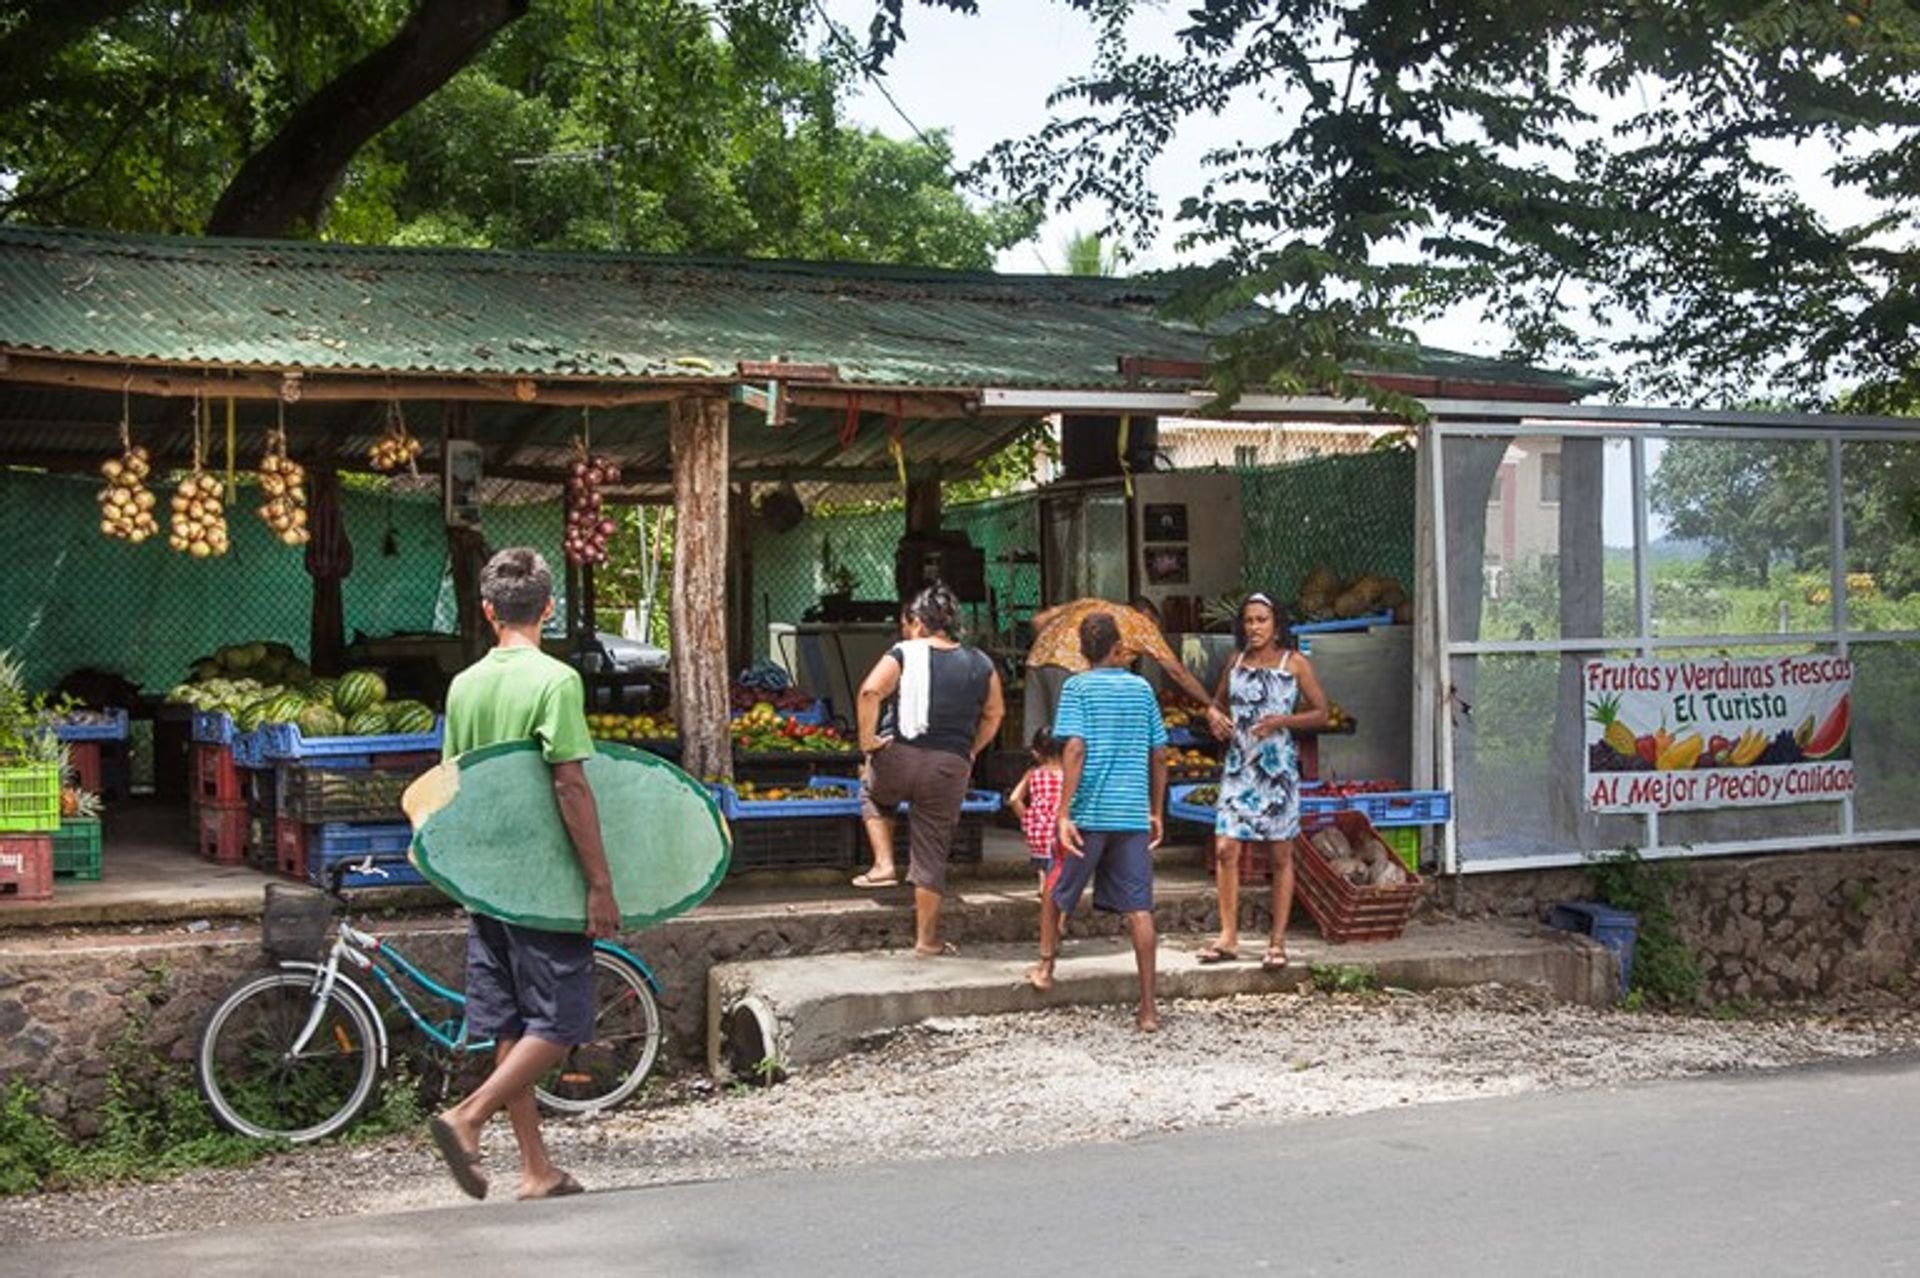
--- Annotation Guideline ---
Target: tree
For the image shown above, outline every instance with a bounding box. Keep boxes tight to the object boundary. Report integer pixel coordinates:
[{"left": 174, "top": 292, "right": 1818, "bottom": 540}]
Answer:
[
  {"left": 867, "top": 1, "right": 1920, "bottom": 410},
  {"left": 1651, "top": 436, "right": 1920, "bottom": 594},
  {"left": 0, "top": 1, "right": 1035, "bottom": 267}
]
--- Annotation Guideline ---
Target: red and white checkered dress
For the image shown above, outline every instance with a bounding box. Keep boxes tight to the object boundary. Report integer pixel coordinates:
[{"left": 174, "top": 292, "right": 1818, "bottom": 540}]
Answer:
[{"left": 1020, "top": 766, "right": 1064, "bottom": 861}]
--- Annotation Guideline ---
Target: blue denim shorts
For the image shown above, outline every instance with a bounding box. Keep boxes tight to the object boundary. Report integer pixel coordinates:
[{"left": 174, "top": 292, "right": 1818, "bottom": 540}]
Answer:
[
  {"left": 1045, "top": 828, "right": 1154, "bottom": 915},
  {"left": 465, "top": 914, "right": 595, "bottom": 1046}
]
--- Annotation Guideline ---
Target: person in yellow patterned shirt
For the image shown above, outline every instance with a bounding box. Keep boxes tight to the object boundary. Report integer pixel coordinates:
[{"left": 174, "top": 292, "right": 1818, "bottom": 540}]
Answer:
[{"left": 1024, "top": 598, "right": 1229, "bottom": 741}]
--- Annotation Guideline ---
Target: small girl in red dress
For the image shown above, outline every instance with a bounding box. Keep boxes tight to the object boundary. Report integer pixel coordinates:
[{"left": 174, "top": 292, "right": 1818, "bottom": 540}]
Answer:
[{"left": 1007, "top": 728, "right": 1065, "bottom": 893}]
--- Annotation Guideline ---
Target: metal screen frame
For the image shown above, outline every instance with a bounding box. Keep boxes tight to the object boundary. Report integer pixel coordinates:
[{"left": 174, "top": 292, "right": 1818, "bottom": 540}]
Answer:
[{"left": 1422, "top": 406, "right": 1920, "bottom": 873}]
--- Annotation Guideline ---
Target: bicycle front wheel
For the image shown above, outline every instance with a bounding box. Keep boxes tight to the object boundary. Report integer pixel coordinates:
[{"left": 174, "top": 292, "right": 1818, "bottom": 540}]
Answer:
[
  {"left": 535, "top": 950, "right": 661, "bottom": 1114},
  {"left": 198, "top": 969, "right": 381, "bottom": 1142}
]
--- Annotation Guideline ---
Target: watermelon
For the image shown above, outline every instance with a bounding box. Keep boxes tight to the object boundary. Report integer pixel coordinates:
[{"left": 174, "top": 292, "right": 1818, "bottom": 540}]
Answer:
[
  {"left": 346, "top": 707, "right": 390, "bottom": 736},
  {"left": 305, "top": 677, "right": 336, "bottom": 703},
  {"left": 236, "top": 700, "right": 270, "bottom": 732},
  {"left": 333, "top": 670, "right": 387, "bottom": 718},
  {"left": 386, "top": 701, "right": 437, "bottom": 735},
  {"left": 298, "top": 704, "right": 346, "bottom": 738},
  {"left": 262, "top": 692, "right": 306, "bottom": 724}
]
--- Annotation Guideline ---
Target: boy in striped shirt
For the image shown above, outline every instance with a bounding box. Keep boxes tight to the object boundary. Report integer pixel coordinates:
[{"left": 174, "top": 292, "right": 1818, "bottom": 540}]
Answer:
[{"left": 1026, "top": 610, "right": 1169, "bottom": 1032}]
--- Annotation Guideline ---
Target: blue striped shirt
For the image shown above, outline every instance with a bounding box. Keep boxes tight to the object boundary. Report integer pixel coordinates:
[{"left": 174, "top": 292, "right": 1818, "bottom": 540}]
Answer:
[{"left": 1052, "top": 667, "right": 1167, "bottom": 831}]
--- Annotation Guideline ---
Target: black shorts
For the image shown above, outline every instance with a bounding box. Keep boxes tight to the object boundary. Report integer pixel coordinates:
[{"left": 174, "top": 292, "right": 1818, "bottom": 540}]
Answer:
[{"left": 465, "top": 915, "right": 596, "bottom": 1046}]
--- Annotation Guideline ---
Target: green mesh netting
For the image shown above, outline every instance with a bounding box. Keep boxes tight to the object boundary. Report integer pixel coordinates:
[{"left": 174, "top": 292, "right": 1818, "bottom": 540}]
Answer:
[
  {"left": 743, "top": 449, "right": 1413, "bottom": 660},
  {"left": 1236, "top": 449, "right": 1415, "bottom": 599},
  {"left": 1, "top": 469, "right": 561, "bottom": 693}
]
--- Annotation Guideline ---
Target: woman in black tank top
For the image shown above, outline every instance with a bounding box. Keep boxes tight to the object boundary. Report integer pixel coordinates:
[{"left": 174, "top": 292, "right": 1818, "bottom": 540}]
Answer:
[{"left": 852, "top": 585, "right": 1006, "bottom": 956}]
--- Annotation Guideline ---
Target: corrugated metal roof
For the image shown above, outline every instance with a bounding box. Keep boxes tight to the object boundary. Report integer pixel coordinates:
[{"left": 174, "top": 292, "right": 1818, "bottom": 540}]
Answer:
[
  {"left": 0, "top": 225, "right": 1216, "bottom": 390},
  {"left": 0, "top": 225, "right": 1604, "bottom": 395}
]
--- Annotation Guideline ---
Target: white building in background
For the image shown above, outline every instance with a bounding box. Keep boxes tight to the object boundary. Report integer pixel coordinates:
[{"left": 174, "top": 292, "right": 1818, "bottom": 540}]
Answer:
[{"left": 1483, "top": 436, "right": 1564, "bottom": 596}]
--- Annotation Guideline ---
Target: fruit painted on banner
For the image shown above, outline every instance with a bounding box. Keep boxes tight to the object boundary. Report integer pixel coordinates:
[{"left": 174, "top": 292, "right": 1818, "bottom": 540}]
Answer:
[
  {"left": 1655, "top": 733, "right": 1703, "bottom": 771},
  {"left": 1803, "top": 695, "right": 1851, "bottom": 760}
]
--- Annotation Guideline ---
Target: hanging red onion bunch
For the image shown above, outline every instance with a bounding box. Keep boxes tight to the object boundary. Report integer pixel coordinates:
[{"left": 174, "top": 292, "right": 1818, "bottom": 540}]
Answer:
[{"left": 565, "top": 451, "right": 621, "bottom": 565}]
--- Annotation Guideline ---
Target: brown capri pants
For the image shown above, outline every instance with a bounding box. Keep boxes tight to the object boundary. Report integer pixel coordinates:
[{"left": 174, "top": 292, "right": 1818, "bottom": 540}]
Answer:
[{"left": 861, "top": 741, "right": 974, "bottom": 891}]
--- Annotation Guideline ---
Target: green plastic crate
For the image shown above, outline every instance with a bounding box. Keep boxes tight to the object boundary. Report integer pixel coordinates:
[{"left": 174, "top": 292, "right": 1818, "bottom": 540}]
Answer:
[
  {"left": 1381, "top": 825, "right": 1420, "bottom": 872},
  {"left": 0, "top": 764, "right": 60, "bottom": 833},
  {"left": 51, "top": 817, "right": 102, "bottom": 880}
]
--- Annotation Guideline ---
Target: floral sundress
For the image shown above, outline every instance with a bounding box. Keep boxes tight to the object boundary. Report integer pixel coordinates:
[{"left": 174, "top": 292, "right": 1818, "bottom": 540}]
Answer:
[{"left": 1214, "top": 651, "right": 1301, "bottom": 842}]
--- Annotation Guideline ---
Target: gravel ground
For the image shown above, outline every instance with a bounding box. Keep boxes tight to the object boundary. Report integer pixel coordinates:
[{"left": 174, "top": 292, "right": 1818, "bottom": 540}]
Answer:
[{"left": 8, "top": 983, "right": 1920, "bottom": 1244}]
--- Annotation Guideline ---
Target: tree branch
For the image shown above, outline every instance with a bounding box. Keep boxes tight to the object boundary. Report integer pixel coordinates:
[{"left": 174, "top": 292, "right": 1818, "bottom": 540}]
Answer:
[{"left": 205, "top": 0, "right": 530, "bottom": 237}]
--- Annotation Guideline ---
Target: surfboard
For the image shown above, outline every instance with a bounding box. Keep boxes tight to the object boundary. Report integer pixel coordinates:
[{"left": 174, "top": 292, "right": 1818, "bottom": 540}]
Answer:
[{"left": 403, "top": 740, "right": 731, "bottom": 933}]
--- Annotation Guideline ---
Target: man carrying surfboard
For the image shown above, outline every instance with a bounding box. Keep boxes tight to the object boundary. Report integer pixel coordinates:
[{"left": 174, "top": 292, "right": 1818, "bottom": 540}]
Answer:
[{"left": 428, "top": 547, "right": 619, "bottom": 1202}]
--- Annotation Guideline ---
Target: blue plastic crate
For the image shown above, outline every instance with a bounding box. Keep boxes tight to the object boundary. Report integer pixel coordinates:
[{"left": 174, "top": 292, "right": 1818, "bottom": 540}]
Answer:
[
  {"left": 262, "top": 719, "right": 443, "bottom": 761},
  {"left": 306, "top": 821, "right": 415, "bottom": 859},
  {"left": 231, "top": 730, "right": 272, "bottom": 770},
  {"left": 52, "top": 708, "right": 129, "bottom": 743},
  {"left": 1288, "top": 612, "right": 1396, "bottom": 636},
  {"left": 731, "top": 700, "right": 830, "bottom": 727},
  {"left": 808, "top": 776, "right": 1003, "bottom": 817},
  {"left": 1340, "top": 789, "right": 1452, "bottom": 826},
  {"left": 1168, "top": 781, "right": 1217, "bottom": 826},
  {"left": 719, "top": 777, "right": 863, "bottom": 821},
  {"left": 307, "top": 849, "right": 426, "bottom": 890},
  {"left": 191, "top": 711, "right": 236, "bottom": 745},
  {"left": 1547, "top": 901, "right": 1639, "bottom": 994}
]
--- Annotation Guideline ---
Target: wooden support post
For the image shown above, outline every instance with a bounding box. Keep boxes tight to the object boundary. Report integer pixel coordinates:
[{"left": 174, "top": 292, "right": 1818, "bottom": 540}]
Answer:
[
  {"left": 441, "top": 403, "right": 490, "bottom": 664},
  {"left": 670, "top": 396, "right": 731, "bottom": 781},
  {"left": 905, "top": 478, "right": 943, "bottom": 537},
  {"left": 727, "top": 483, "right": 755, "bottom": 679}
]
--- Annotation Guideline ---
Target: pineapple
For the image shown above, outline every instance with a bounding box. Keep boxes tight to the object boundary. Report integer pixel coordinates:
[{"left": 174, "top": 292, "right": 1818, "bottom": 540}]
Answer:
[{"left": 1587, "top": 694, "right": 1638, "bottom": 758}]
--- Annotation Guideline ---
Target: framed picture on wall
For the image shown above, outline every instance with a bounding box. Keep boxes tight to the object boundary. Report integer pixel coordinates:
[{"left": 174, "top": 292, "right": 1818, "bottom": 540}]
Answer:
[
  {"left": 1144, "top": 546, "right": 1190, "bottom": 585},
  {"left": 1142, "top": 503, "right": 1188, "bottom": 543}
]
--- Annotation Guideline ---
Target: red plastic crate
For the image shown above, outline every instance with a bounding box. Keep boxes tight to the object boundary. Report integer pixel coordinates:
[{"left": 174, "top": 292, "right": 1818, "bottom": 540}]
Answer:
[
  {"left": 1294, "top": 810, "right": 1424, "bottom": 943},
  {"left": 0, "top": 833, "right": 54, "bottom": 903},
  {"left": 197, "top": 799, "right": 249, "bottom": 864},
  {"left": 194, "top": 744, "right": 242, "bottom": 803},
  {"left": 65, "top": 741, "right": 103, "bottom": 795},
  {"left": 274, "top": 817, "right": 307, "bottom": 881}
]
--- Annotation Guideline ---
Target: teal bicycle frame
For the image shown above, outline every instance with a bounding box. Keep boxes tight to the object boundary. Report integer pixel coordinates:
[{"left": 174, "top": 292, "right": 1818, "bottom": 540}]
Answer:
[{"left": 293, "top": 917, "right": 660, "bottom": 1062}]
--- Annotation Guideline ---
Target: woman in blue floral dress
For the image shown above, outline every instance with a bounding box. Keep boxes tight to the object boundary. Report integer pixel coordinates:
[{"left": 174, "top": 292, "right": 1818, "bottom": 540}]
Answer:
[{"left": 1198, "top": 593, "right": 1328, "bottom": 970}]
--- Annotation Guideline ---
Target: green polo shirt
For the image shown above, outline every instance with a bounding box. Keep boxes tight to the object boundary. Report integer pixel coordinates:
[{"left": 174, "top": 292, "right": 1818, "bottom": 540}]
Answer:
[{"left": 443, "top": 645, "right": 595, "bottom": 764}]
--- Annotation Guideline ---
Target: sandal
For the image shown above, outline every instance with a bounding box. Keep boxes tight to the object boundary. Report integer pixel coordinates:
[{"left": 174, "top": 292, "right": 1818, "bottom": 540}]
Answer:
[
  {"left": 428, "top": 1116, "right": 488, "bottom": 1201},
  {"left": 914, "top": 940, "right": 959, "bottom": 958},
  {"left": 518, "top": 1170, "right": 586, "bottom": 1201},
  {"left": 1196, "top": 944, "right": 1240, "bottom": 965},
  {"left": 1261, "top": 947, "right": 1290, "bottom": 972},
  {"left": 851, "top": 870, "right": 901, "bottom": 888}
]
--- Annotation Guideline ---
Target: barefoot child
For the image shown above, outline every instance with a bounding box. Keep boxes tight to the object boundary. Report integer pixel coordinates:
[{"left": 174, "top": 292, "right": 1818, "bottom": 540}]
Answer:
[
  {"left": 1026, "top": 611, "right": 1169, "bottom": 1033},
  {"left": 1006, "top": 729, "right": 1065, "bottom": 893}
]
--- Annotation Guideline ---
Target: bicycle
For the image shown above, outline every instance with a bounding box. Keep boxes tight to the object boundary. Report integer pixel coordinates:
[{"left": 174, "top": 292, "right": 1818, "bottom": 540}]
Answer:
[{"left": 197, "top": 861, "right": 664, "bottom": 1143}]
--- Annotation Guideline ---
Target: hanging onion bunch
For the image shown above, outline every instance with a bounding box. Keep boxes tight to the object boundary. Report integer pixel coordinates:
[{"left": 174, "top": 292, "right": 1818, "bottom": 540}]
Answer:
[
  {"left": 564, "top": 445, "right": 621, "bottom": 566},
  {"left": 369, "top": 401, "right": 422, "bottom": 472},
  {"left": 257, "top": 429, "right": 309, "bottom": 546},
  {"left": 170, "top": 471, "right": 229, "bottom": 557},
  {"left": 97, "top": 445, "right": 160, "bottom": 543}
]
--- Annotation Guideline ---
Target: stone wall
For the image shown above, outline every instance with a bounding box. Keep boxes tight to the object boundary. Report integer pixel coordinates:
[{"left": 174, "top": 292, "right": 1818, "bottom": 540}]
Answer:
[
  {"left": 1432, "top": 844, "right": 1920, "bottom": 1001},
  {"left": 0, "top": 891, "right": 1219, "bottom": 1138}
]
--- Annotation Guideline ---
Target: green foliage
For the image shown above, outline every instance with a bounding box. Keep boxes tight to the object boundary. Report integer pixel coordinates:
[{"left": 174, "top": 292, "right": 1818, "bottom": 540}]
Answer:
[
  {"left": 0, "top": 1072, "right": 272, "bottom": 1197},
  {"left": 1587, "top": 848, "right": 1701, "bottom": 1008},
  {"left": 868, "top": 0, "right": 1920, "bottom": 408},
  {"left": 0, "top": 2, "right": 1035, "bottom": 268},
  {"left": 1308, "top": 963, "right": 1379, "bottom": 995}
]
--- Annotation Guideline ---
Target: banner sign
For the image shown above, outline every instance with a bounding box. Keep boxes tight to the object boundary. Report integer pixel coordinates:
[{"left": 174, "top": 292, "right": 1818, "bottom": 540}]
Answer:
[{"left": 1583, "top": 656, "right": 1853, "bottom": 813}]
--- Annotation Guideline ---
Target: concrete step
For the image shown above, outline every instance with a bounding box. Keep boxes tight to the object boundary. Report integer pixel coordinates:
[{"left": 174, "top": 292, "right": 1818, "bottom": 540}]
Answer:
[{"left": 707, "top": 920, "right": 1618, "bottom": 1079}]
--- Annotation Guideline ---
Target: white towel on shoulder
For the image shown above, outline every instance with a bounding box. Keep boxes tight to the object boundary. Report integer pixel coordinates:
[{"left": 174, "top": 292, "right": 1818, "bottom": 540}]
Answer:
[{"left": 896, "top": 639, "right": 932, "bottom": 740}]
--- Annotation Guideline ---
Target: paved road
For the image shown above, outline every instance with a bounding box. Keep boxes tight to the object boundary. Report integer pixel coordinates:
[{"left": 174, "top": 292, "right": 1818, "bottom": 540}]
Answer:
[{"left": 11, "top": 1054, "right": 1920, "bottom": 1277}]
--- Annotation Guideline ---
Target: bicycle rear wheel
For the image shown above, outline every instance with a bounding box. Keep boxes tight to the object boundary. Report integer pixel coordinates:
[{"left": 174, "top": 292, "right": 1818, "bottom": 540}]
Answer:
[
  {"left": 198, "top": 969, "right": 381, "bottom": 1142},
  {"left": 535, "top": 950, "right": 661, "bottom": 1113}
]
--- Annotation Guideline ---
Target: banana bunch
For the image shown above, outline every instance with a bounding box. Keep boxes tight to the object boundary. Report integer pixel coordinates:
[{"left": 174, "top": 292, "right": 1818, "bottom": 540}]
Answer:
[
  {"left": 169, "top": 471, "right": 230, "bottom": 558},
  {"left": 257, "top": 442, "right": 310, "bottom": 546},
  {"left": 97, "top": 446, "right": 160, "bottom": 543},
  {"left": 1723, "top": 728, "right": 1769, "bottom": 767}
]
